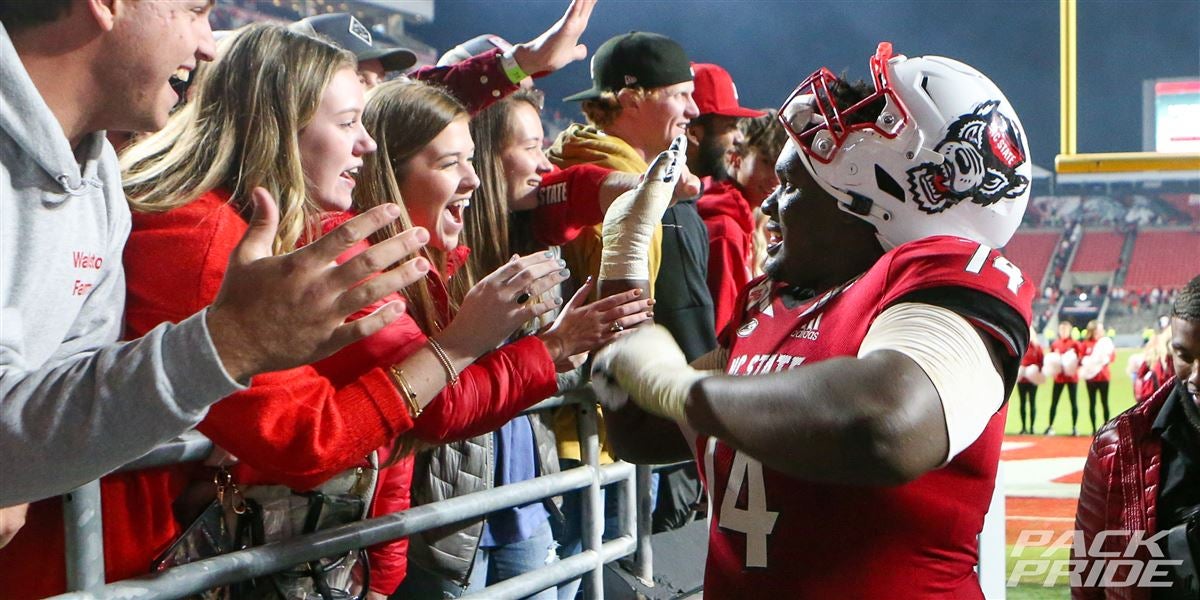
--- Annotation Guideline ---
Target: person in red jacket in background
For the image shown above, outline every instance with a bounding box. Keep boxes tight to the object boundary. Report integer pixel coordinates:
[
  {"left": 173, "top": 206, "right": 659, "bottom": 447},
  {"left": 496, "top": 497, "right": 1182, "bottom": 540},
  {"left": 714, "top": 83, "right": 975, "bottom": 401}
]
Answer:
[
  {"left": 0, "top": 24, "right": 630, "bottom": 598},
  {"left": 1045, "top": 320, "right": 1083, "bottom": 436},
  {"left": 1135, "top": 322, "right": 1177, "bottom": 404},
  {"left": 1017, "top": 326, "right": 1046, "bottom": 434},
  {"left": 1073, "top": 275, "right": 1200, "bottom": 599},
  {"left": 1080, "top": 320, "right": 1116, "bottom": 434},
  {"left": 695, "top": 102, "right": 787, "bottom": 334}
]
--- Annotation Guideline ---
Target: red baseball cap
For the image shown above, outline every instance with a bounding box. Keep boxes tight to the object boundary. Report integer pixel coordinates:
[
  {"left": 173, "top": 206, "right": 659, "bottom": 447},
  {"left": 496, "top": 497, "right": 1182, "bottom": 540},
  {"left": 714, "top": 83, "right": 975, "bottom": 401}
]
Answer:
[{"left": 692, "top": 63, "right": 765, "bottom": 118}]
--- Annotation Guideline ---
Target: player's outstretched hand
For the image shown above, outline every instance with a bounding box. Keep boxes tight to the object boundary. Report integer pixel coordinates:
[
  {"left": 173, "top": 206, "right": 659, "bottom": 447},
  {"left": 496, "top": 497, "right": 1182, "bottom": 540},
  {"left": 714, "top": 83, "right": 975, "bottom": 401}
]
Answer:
[
  {"left": 207, "top": 187, "right": 430, "bottom": 381},
  {"left": 590, "top": 324, "right": 712, "bottom": 421}
]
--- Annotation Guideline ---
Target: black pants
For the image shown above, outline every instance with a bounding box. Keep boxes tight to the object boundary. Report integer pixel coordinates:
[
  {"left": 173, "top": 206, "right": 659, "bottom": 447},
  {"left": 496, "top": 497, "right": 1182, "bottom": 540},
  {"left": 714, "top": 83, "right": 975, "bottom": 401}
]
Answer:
[
  {"left": 1086, "top": 380, "right": 1110, "bottom": 432},
  {"left": 1047, "top": 381, "right": 1078, "bottom": 431},
  {"left": 1017, "top": 382, "right": 1038, "bottom": 432}
]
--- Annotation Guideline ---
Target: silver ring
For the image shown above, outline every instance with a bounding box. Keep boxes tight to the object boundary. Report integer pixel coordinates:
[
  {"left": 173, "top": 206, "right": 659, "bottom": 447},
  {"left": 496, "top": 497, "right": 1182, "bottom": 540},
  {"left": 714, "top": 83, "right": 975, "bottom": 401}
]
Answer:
[
  {"left": 514, "top": 291, "right": 532, "bottom": 305},
  {"left": 609, "top": 322, "right": 624, "bottom": 333}
]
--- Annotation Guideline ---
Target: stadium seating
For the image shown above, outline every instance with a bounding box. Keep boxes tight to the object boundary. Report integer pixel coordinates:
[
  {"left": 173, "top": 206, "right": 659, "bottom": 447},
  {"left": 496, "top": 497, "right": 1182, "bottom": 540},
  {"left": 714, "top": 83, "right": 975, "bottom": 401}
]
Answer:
[
  {"left": 1023, "top": 191, "right": 1198, "bottom": 228},
  {"left": 1069, "top": 230, "right": 1125, "bottom": 272},
  {"left": 1003, "top": 230, "right": 1061, "bottom": 287},
  {"left": 1123, "top": 229, "right": 1200, "bottom": 288}
]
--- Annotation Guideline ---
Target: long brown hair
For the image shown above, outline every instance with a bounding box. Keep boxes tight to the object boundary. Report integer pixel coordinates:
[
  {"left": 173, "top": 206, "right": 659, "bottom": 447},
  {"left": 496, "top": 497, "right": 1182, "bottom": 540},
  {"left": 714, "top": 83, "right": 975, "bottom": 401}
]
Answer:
[
  {"left": 456, "top": 89, "right": 545, "bottom": 301},
  {"left": 354, "top": 79, "right": 469, "bottom": 335},
  {"left": 121, "top": 24, "right": 355, "bottom": 254}
]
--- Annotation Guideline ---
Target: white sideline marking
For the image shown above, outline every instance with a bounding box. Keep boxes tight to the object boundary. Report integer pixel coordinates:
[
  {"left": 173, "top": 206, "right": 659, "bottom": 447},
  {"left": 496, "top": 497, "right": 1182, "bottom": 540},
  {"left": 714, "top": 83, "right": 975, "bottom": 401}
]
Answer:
[
  {"left": 1001, "top": 457, "right": 1086, "bottom": 498},
  {"left": 1001, "top": 441, "right": 1034, "bottom": 452}
]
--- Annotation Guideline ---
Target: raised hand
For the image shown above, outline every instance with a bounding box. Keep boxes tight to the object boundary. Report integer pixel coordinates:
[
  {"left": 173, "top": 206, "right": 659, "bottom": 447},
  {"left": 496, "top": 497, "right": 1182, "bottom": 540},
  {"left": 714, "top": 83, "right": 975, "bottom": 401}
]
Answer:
[
  {"left": 0, "top": 503, "right": 28, "bottom": 549},
  {"left": 599, "top": 135, "right": 687, "bottom": 283},
  {"left": 539, "top": 277, "right": 654, "bottom": 371},
  {"left": 511, "top": 0, "right": 597, "bottom": 76},
  {"left": 438, "top": 252, "right": 572, "bottom": 359},
  {"left": 596, "top": 158, "right": 700, "bottom": 215},
  {"left": 206, "top": 187, "right": 430, "bottom": 381}
]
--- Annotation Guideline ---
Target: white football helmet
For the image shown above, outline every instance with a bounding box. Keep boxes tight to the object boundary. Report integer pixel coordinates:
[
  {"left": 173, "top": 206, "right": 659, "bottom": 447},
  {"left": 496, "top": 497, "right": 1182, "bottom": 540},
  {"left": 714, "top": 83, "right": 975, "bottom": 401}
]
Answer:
[{"left": 778, "top": 43, "right": 1031, "bottom": 249}]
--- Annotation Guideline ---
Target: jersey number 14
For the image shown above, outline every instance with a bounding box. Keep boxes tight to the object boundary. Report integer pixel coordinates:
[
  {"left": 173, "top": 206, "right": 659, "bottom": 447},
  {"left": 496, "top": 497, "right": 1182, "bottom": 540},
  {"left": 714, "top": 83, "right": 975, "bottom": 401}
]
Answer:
[{"left": 705, "top": 439, "right": 779, "bottom": 568}]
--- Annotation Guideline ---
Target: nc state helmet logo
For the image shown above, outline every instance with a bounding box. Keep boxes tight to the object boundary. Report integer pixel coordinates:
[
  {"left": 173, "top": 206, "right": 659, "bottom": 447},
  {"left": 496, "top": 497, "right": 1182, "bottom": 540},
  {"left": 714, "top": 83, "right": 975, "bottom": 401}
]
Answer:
[{"left": 906, "top": 101, "right": 1029, "bottom": 214}]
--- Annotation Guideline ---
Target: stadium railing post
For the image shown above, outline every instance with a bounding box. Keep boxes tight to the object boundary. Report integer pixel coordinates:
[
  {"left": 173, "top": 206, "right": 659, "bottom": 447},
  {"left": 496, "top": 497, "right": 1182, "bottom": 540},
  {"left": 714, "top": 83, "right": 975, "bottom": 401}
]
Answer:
[
  {"left": 634, "top": 464, "right": 654, "bottom": 585},
  {"left": 578, "top": 401, "right": 605, "bottom": 600},
  {"left": 63, "top": 479, "right": 105, "bottom": 591}
]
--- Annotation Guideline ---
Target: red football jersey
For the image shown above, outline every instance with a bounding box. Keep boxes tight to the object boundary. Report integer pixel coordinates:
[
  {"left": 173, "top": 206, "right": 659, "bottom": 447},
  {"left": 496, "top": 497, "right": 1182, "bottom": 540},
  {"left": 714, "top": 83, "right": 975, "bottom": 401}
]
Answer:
[{"left": 697, "top": 236, "right": 1033, "bottom": 598}]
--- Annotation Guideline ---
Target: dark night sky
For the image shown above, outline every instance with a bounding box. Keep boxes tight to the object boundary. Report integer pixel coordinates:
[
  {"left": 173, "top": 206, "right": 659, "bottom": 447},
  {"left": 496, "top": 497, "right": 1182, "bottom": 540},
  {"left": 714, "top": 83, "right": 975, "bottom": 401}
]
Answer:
[{"left": 409, "top": 0, "right": 1200, "bottom": 170}]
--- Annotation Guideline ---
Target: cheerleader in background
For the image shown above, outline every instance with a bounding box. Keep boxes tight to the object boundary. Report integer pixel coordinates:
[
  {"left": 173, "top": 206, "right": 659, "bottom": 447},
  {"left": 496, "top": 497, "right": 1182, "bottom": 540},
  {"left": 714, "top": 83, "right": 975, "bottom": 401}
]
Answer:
[
  {"left": 1043, "top": 320, "right": 1082, "bottom": 436},
  {"left": 1016, "top": 326, "right": 1046, "bottom": 434},
  {"left": 1078, "top": 320, "right": 1115, "bottom": 434}
]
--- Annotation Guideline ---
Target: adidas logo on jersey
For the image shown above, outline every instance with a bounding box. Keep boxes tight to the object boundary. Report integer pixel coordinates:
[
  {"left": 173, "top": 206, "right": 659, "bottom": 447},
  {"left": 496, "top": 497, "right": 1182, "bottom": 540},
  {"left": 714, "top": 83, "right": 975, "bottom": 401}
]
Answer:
[{"left": 790, "top": 313, "right": 822, "bottom": 341}]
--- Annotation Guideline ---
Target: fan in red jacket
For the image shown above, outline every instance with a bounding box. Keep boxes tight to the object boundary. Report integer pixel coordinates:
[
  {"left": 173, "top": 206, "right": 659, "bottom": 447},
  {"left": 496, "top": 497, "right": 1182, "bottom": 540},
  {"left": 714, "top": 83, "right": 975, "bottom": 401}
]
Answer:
[
  {"left": 1073, "top": 275, "right": 1200, "bottom": 599},
  {"left": 1016, "top": 327, "right": 1046, "bottom": 434},
  {"left": 686, "top": 63, "right": 767, "bottom": 334},
  {"left": 1045, "top": 320, "right": 1083, "bottom": 435},
  {"left": 695, "top": 109, "right": 786, "bottom": 335},
  {"left": 342, "top": 76, "right": 661, "bottom": 596},
  {"left": 0, "top": 23, "right": 618, "bottom": 597}
]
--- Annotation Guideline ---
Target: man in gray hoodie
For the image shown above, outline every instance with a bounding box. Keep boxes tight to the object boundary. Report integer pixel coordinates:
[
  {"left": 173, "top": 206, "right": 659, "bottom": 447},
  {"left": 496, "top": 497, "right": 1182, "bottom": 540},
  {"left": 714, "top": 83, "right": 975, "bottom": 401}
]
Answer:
[{"left": 0, "top": 0, "right": 430, "bottom": 508}]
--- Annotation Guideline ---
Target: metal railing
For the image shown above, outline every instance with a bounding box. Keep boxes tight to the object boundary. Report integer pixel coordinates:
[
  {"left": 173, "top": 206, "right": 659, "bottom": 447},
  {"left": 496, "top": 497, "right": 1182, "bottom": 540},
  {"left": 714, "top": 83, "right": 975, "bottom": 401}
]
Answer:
[
  {"left": 49, "top": 395, "right": 652, "bottom": 600},
  {"left": 46, "top": 392, "right": 1011, "bottom": 599}
]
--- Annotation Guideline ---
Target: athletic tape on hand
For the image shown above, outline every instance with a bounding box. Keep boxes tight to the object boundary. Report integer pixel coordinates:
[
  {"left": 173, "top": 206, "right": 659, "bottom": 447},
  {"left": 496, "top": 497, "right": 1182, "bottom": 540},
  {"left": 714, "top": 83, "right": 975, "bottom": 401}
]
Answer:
[
  {"left": 591, "top": 323, "right": 710, "bottom": 422},
  {"left": 598, "top": 136, "right": 686, "bottom": 282}
]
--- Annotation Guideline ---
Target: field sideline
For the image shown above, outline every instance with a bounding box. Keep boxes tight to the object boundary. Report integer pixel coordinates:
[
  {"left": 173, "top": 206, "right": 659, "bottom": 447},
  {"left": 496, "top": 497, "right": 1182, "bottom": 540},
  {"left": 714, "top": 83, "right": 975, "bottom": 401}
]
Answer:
[{"left": 1001, "top": 347, "right": 1144, "bottom": 599}]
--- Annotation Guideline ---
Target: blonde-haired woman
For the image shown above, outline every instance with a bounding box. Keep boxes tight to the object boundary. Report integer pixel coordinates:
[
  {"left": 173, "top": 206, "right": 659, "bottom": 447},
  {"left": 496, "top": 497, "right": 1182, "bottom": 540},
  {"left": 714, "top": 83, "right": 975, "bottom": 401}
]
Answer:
[
  {"left": 0, "top": 24, "right": 566, "bottom": 599},
  {"left": 352, "top": 79, "right": 654, "bottom": 597}
]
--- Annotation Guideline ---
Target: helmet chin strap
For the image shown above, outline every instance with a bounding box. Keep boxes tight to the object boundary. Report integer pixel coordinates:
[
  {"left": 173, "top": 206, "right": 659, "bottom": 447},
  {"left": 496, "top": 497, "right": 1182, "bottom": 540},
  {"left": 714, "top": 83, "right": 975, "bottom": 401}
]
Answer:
[
  {"left": 793, "top": 145, "right": 900, "bottom": 249},
  {"left": 797, "top": 150, "right": 897, "bottom": 248},
  {"left": 836, "top": 196, "right": 898, "bottom": 250}
]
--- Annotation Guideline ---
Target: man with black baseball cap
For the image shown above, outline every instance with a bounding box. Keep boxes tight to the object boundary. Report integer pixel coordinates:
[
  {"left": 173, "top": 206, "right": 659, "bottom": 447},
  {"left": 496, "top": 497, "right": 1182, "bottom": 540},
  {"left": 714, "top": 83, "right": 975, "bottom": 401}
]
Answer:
[
  {"left": 549, "top": 32, "right": 715, "bottom": 593},
  {"left": 553, "top": 29, "right": 714, "bottom": 357},
  {"left": 562, "top": 31, "right": 693, "bottom": 102}
]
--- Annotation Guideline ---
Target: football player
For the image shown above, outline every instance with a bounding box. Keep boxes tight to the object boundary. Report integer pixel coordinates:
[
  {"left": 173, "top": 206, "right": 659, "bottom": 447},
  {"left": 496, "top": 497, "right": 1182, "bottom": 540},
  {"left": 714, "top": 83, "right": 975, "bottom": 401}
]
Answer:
[{"left": 593, "top": 43, "right": 1035, "bottom": 598}]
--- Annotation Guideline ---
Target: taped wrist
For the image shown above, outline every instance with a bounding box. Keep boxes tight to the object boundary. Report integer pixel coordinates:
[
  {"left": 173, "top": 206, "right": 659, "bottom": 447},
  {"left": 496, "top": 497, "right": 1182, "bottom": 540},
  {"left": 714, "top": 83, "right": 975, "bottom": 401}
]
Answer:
[
  {"left": 602, "top": 324, "right": 712, "bottom": 421},
  {"left": 599, "top": 181, "right": 672, "bottom": 281},
  {"left": 599, "top": 150, "right": 678, "bottom": 282}
]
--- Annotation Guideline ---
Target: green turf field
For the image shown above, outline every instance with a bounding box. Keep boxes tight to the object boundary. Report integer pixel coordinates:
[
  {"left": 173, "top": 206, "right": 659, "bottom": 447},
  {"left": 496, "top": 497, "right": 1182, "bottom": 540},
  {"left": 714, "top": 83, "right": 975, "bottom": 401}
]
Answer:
[
  {"left": 1005, "top": 347, "right": 1140, "bottom": 436},
  {"left": 1002, "top": 347, "right": 1142, "bottom": 598}
]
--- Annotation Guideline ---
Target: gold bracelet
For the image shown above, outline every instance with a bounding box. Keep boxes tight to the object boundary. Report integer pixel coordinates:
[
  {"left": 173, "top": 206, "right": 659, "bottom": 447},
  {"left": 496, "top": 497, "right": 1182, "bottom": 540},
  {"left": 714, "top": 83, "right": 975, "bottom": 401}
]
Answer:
[
  {"left": 388, "top": 366, "right": 422, "bottom": 418},
  {"left": 427, "top": 338, "right": 459, "bottom": 386}
]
